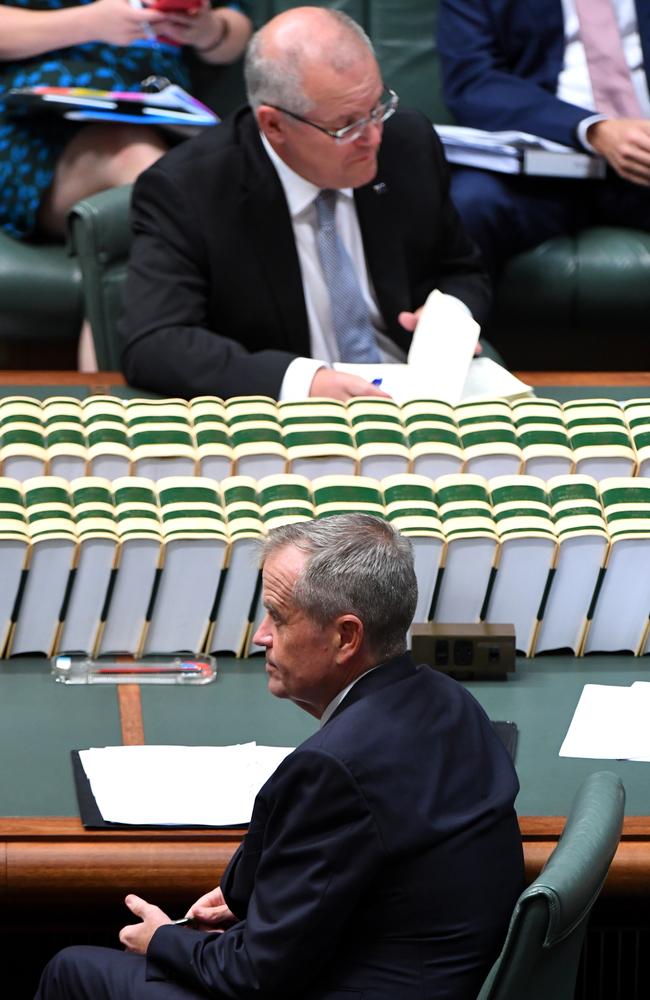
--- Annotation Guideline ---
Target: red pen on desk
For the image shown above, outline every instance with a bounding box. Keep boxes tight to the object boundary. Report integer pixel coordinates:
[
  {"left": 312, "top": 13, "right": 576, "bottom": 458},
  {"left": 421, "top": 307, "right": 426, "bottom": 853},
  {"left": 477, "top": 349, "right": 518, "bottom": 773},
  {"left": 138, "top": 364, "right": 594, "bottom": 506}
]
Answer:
[{"left": 96, "top": 661, "right": 205, "bottom": 675}]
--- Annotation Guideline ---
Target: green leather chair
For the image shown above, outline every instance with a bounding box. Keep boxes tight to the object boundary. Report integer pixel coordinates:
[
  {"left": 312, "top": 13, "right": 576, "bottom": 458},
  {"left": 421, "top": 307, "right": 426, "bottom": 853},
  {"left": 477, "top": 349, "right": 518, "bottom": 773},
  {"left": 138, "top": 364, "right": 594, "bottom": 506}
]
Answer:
[
  {"left": 65, "top": 0, "right": 650, "bottom": 374},
  {"left": 68, "top": 185, "right": 133, "bottom": 371},
  {"left": 476, "top": 770, "right": 625, "bottom": 1000},
  {"left": 0, "top": 231, "right": 84, "bottom": 368}
]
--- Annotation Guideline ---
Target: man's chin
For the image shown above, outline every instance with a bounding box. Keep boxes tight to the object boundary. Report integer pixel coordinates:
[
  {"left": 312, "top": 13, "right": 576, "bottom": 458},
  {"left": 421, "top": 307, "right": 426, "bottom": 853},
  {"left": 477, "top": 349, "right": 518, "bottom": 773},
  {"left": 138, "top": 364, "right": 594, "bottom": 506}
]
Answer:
[
  {"left": 266, "top": 669, "right": 288, "bottom": 699},
  {"left": 351, "top": 155, "right": 378, "bottom": 186}
]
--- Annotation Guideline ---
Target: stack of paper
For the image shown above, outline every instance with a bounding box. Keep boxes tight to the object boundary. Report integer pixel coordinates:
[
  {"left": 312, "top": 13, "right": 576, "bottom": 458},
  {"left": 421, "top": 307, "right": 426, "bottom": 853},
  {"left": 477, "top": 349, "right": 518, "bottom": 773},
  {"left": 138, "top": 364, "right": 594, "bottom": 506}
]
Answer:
[
  {"left": 560, "top": 683, "right": 650, "bottom": 760},
  {"left": 7, "top": 83, "right": 219, "bottom": 133},
  {"left": 434, "top": 124, "right": 607, "bottom": 179},
  {"left": 78, "top": 743, "right": 294, "bottom": 826}
]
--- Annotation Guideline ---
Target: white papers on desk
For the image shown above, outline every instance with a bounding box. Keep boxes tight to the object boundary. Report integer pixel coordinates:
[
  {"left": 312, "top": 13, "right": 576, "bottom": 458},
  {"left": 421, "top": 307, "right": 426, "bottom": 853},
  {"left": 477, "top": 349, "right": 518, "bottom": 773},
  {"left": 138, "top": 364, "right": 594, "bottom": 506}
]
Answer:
[
  {"left": 79, "top": 743, "right": 294, "bottom": 825},
  {"left": 559, "top": 683, "right": 650, "bottom": 761},
  {"left": 334, "top": 290, "right": 532, "bottom": 404},
  {"left": 334, "top": 358, "right": 531, "bottom": 405},
  {"left": 434, "top": 125, "right": 607, "bottom": 179}
]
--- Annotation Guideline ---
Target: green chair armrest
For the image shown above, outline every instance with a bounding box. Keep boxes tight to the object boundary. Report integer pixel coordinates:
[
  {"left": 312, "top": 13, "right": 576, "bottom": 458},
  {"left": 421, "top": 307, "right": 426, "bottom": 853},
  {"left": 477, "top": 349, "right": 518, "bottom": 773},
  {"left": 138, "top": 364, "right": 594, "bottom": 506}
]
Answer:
[
  {"left": 0, "top": 229, "right": 83, "bottom": 344},
  {"left": 67, "top": 184, "right": 134, "bottom": 371}
]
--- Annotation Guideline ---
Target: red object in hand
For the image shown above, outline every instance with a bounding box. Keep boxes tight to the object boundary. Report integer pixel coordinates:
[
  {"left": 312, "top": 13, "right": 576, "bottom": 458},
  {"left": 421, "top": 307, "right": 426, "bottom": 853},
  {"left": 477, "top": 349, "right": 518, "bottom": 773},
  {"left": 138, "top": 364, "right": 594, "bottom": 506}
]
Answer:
[{"left": 152, "top": 0, "right": 201, "bottom": 11}]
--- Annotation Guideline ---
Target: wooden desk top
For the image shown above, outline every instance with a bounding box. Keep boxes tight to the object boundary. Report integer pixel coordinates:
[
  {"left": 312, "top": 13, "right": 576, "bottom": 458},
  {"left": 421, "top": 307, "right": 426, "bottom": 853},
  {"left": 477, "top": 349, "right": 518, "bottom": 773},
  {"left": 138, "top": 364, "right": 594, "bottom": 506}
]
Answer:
[{"left": 1, "top": 370, "right": 650, "bottom": 389}]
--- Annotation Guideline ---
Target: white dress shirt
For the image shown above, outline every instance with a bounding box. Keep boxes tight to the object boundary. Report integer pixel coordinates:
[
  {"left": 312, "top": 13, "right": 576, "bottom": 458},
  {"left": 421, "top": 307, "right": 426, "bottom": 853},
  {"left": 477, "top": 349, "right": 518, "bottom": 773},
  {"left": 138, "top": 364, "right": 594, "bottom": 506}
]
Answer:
[
  {"left": 557, "top": 0, "right": 650, "bottom": 148},
  {"left": 260, "top": 133, "right": 408, "bottom": 399},
  {"left": 319, "top": 664, "right": 382, "bottom": 727}
]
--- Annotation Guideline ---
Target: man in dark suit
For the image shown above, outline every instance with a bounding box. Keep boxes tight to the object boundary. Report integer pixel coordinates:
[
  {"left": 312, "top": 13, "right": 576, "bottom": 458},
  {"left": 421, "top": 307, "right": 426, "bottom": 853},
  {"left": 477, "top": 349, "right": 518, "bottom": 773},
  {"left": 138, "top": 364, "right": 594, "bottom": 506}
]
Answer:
[
  {"left": 438, "top": 0, "right": 650, "bottom": 275},
  {"left": 35, "top": 513, "right": 524, "bottom": 1000},
  {"left": 120, "top": 6, "right": 491, "bottom": 401}
]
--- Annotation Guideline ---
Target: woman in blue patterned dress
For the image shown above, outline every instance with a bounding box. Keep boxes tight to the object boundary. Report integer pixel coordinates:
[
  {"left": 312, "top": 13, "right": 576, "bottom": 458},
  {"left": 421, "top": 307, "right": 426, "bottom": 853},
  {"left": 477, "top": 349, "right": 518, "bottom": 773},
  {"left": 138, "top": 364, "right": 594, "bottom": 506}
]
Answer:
[{"left": 0, "top": 0, "right": 252, "bottom": 239}]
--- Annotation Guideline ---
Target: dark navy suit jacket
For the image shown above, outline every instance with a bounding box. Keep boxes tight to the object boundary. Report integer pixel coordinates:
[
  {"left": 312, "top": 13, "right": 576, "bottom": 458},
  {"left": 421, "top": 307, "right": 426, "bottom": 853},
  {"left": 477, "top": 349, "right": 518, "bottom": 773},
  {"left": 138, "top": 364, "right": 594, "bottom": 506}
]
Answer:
[
  {"left": 120, "top": 106, "right": 490, "bottom": 400},
  {"left": 146, "top": 654, "right": 524, "bottom": 999},
  {"left": 438, "top": 0, "right": 650, "bottom": 147}
]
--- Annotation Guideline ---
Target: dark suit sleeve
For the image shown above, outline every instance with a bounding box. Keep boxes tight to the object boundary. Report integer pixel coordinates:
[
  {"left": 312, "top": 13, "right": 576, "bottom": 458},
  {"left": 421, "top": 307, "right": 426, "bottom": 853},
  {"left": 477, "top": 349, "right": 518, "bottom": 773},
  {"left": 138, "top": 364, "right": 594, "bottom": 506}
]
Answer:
[
  {"left": 437, "top": 0, "right": 591, "bottom": 146},
  {"left": 145, "top": 749, "right": 384, "bottom": 997},
  {"left": 119, "top": 165, "right": 298, "bottom": 400}
]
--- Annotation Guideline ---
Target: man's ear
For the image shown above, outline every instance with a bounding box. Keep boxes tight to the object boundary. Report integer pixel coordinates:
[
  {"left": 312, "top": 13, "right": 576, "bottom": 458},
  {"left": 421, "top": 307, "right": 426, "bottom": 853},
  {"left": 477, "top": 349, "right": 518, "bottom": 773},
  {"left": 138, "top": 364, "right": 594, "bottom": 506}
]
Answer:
[
  {"left": 336, "top": 615, "right": 364, "bottom": 661},
  {"left": 256, "top": 105, "right": 286, "bottom": 145}
]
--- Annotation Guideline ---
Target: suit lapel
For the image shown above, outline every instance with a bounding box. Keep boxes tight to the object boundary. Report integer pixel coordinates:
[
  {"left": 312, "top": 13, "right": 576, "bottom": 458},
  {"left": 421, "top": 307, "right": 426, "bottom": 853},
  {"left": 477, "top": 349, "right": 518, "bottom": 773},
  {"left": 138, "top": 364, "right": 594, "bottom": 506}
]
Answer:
[
  {"left": 637, "top": 0, "right": 650, "bottom": 75},
  {"left": 239, "top": 117, "right": 311, "bottom": 356},
  {"left": 354, "top": 182, "right": 412, "bottom": 354}
]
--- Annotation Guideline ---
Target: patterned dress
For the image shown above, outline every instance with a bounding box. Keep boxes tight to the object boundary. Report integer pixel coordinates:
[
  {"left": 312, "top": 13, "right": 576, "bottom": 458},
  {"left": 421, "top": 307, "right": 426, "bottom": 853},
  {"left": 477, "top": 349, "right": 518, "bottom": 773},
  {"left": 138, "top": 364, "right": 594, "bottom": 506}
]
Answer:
[{"left": 0, "top": 0, "right": 251, "bottom": 238}]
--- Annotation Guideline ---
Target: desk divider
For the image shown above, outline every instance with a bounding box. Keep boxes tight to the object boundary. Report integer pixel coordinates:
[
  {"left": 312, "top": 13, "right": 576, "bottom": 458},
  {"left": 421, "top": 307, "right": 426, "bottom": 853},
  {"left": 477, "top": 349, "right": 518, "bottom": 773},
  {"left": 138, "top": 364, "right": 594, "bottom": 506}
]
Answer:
[{"left": 1, "top": 394, "right": 650, "bottom": 659}]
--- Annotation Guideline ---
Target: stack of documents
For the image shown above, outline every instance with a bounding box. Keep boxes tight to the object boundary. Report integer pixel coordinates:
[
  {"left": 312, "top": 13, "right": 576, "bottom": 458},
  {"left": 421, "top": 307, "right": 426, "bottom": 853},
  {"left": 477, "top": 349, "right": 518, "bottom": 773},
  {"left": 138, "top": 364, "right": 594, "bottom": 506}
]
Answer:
[
  {"left": 6, "top": 83, "right": 219, "bottom": 132},
  {"left": 77, "top": 743, "right": 294, "bottom": 826},
  {"left": 434, "top": 125, "right": 606, "bottom": 179},
  {"left": 334, "top": 289, "right": 532, "bottom": 405},
  {"left": 560, "top": 683, "right": 650, "bottom": 760}
]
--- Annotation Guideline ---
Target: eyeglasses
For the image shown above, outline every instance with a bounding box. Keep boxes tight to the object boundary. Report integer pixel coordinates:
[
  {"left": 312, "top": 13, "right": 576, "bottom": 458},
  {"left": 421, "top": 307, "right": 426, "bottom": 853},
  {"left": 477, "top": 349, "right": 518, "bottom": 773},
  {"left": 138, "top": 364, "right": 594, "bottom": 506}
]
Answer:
[{"left": 265, "top": 89, "right": 399, "bottom": 145}]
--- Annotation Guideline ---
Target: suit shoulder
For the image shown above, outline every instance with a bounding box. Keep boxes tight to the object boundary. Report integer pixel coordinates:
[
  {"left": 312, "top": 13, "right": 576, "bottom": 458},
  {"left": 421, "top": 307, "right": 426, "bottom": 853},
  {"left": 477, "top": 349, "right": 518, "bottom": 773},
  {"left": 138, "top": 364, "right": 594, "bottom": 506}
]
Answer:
[
  {"left": 138, "top": 108, "right": 251, "bottom": 187},
  {"left": 380, "top": 107, "right": 444, "bottom": 166}
]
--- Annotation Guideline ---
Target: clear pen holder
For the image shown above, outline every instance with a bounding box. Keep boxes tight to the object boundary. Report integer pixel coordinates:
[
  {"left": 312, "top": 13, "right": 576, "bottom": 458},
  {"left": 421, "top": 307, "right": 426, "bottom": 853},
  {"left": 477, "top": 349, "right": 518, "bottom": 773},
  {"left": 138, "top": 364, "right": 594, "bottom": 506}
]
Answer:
[{"left": 52, "top": 654, "right": 217, "bottom": 685}]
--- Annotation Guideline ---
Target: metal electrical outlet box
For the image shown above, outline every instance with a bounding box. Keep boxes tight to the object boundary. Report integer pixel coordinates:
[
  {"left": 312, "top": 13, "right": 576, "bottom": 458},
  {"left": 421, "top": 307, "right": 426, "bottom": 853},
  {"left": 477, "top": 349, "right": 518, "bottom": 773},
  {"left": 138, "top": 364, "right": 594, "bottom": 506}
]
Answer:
[{"left": 411, "top": 623, "right": 516, "bottom": 679}]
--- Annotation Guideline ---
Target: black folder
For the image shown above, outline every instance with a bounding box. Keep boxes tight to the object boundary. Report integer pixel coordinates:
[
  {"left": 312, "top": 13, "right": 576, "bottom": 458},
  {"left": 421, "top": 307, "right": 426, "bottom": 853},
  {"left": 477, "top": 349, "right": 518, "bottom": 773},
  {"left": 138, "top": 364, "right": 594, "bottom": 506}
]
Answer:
[{"left": 72, "top": 722, "right": 518, "bottom": 830}]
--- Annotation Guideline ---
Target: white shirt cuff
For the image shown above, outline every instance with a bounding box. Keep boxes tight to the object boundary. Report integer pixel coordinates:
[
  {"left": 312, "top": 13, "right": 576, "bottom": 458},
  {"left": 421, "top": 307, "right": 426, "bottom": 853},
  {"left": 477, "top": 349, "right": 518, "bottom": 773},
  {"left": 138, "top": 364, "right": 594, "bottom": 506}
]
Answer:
[
  {"left": 278, "top": 357, "right": 328, "bottom": 401},
  {"left": 577, "top": 114, "right": 608, "bottom": 152}
]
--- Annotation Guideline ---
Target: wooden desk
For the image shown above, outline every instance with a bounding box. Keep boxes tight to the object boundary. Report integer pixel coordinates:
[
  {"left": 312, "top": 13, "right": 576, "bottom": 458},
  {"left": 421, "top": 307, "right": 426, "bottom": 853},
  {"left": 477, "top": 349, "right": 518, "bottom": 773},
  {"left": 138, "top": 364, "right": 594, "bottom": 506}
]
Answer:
[
  {"left": 0, "top": 369, "right": 650, "bottom": 386},
  {"left": 1, "top": 655, "right": 650, "bottom": 907}
]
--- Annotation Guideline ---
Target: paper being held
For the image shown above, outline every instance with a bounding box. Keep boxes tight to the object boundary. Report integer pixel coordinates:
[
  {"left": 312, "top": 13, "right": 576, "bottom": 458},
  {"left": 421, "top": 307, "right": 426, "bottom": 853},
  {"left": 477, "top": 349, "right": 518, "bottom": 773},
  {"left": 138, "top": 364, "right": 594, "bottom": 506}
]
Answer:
[
  {"left": 334, "top": 289, "right": 531, "bottom": 404},
  {"left": 405, "top": 289, "right": 479, "bottom": 403}
]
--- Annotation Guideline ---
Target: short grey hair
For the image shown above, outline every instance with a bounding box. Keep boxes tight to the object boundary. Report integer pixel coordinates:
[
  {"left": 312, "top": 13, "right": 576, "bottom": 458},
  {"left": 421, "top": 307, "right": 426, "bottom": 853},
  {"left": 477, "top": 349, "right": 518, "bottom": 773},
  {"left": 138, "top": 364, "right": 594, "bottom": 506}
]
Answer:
[
  {"left": 262, "top": 514, "right": 417, "bottom": 659},
  {"left": 245, "top": 9, "right": 375, "bottom": 114}
]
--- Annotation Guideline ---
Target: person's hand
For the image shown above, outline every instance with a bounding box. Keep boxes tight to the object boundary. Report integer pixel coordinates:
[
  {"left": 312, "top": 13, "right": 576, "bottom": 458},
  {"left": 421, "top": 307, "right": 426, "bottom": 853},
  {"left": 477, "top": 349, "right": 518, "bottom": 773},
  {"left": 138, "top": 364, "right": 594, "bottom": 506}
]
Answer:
[
  {"left": 586, "top": 118, "right": 650, "bottom": 186},
  {"left": 397, "top": 307, "right": 423, "bottom": 333},
  {"left": 118, "top": 894, "right": 172, "bottom": 954},
  {"left": 84, "top": 0, "right": 166, "bottom": 46},
  {"left": 398, "top": 306, "right": 482, "bottom": 354},
  {"left": 309, "top": 368, "right": 392, "bottom": 401},
  {"left": 151, "top": 0, "right": 221, "bottom": 48},
  {"left": 186, "top": 886, "right": 238, "bottom": 932}
]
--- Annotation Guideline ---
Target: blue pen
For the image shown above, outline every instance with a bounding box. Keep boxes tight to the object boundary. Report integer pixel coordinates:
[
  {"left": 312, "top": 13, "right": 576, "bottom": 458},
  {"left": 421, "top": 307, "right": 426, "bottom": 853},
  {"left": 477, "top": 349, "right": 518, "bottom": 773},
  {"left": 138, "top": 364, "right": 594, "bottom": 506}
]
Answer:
[{"left": 371, "top": 378, "right": 383, "bottom": 387}]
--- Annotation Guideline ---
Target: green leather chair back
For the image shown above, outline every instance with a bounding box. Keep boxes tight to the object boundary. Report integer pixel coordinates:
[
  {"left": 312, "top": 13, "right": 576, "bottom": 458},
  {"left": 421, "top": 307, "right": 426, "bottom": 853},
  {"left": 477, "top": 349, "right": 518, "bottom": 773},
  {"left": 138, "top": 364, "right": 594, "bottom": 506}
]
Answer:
[
  {"left": 67, "top": 185, "right": 133, "bottom": 371},
  {"left": 0, "top": 231, "right": 84, "bottom": 365},
  {"left": 190, "top": 0, "right": 453, "bottom": 124},
  {"left": 477, "top": 771, "right": 625, "bottom": 1000}
]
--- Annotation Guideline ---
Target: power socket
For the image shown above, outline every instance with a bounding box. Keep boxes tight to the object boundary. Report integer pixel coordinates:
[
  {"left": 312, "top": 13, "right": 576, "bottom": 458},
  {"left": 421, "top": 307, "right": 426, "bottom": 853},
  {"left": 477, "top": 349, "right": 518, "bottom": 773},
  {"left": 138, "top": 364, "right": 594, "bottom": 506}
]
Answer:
[{"left": 411, "top": 623, "right": 516, "bottom": 679}]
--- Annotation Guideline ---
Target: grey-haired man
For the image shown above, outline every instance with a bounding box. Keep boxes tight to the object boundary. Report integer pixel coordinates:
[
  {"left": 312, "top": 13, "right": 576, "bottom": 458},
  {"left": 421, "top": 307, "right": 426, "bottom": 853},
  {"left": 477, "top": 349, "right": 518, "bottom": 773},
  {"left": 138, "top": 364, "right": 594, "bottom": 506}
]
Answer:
[{"left": 37, "top": 513, "right": 523, "bottom": 1000}]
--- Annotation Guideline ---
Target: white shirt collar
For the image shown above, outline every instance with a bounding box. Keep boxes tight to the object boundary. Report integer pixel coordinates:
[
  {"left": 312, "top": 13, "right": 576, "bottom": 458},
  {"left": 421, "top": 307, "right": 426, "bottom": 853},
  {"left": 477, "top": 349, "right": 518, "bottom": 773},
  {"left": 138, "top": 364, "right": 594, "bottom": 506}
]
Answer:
[
  {"left": 319, "top": 664, "right": 382, "bottom": 727},
  {"left": 260, "top": 131, "right": 354, "bottom": 217}
]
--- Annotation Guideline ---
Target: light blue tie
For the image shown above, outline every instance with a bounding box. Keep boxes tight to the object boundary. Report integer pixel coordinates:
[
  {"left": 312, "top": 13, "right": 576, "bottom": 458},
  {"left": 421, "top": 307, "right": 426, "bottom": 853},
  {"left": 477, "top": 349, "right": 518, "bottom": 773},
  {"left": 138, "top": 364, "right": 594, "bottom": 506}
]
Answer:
[{"left": 315, "top": 189, "right": 381, "bottom": 364}]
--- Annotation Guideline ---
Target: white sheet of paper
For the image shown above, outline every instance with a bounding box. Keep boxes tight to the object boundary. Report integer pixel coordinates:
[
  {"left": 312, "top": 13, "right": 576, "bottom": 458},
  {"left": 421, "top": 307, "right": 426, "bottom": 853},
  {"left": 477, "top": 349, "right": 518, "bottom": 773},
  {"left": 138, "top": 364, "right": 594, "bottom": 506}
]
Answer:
[
  {"left": 333, "top": 290, "right": 531, "bottom": 404},
  {"left": 406, "top": 289, "right": 479, "bottom": 403},
  {"left": 627, "top": 683, "right": 650, "bottom": 762},
  {"left": 79, "top": 743, "right": 295, "bottom": 826},
  {"left": 332, "top": 357, "right": 531, "bottom": 405},
  {"left": 559, "top": 684, "right": 650, "bottom": 761},
  {"left": 460, "top": 356, "right": 532, "bottom": 401}
]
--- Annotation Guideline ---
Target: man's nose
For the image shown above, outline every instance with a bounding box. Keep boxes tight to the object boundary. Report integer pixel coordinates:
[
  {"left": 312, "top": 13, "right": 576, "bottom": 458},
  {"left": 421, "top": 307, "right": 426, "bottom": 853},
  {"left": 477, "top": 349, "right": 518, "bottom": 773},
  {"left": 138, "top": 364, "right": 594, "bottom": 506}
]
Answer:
[
  {"left": 355, "top": 118, "right": 383, "bottom": 147},
  {"left": 253, "top": 615, "right": 272, "bottom": 648}
]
